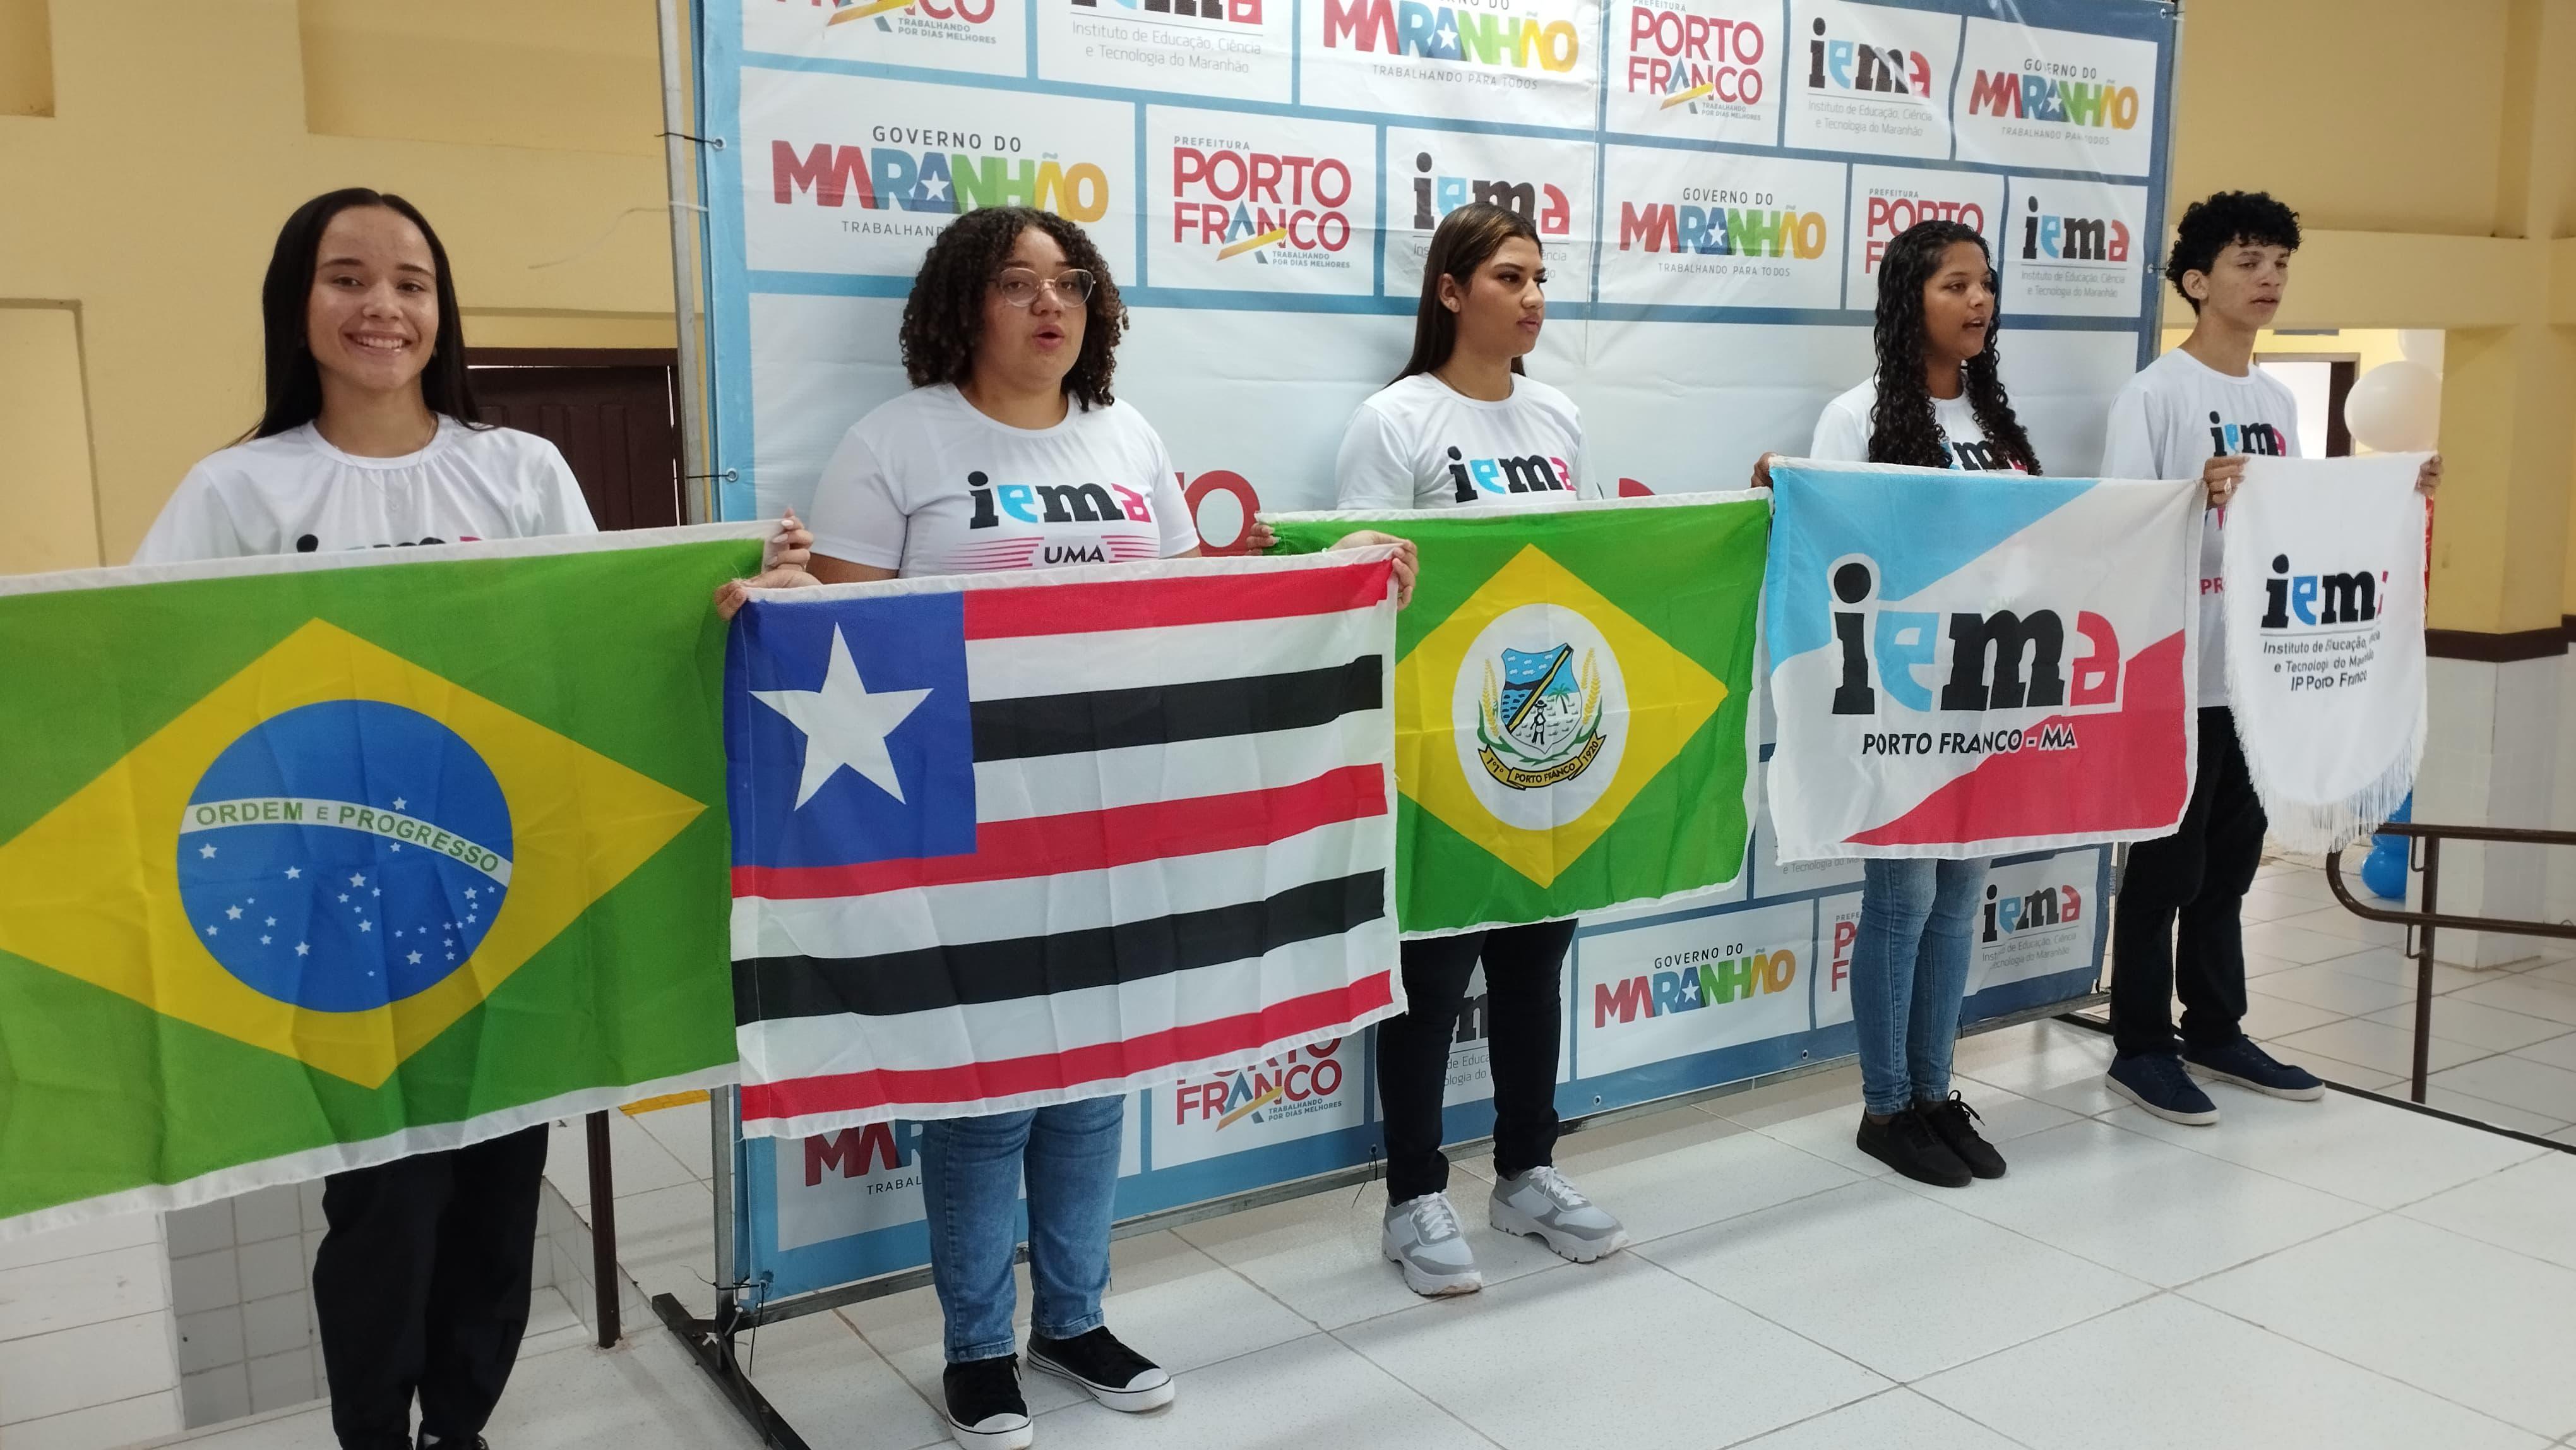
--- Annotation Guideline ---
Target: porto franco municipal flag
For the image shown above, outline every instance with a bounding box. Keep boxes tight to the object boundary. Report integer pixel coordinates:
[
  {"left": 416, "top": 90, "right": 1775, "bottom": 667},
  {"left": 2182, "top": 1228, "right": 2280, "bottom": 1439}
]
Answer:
[
  {"left": 0, "top": 527, "right": 761, "bottom": 1237},
  {"left": 1764, "top": 460, "right": 2203, "bottom": 860},
  {"left": 2223, "top": 453, "right": 2431, "bottom": 853},
  {"left": 1267, "top": 495, "right": 1767, "bottom": 936},
  {"left": 727, "top": 551, "right": 1404, "bottom": 1137}
]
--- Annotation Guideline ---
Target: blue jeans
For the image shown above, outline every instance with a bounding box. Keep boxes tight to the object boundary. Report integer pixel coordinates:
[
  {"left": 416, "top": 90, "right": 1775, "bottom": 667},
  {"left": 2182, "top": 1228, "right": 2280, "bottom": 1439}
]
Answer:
[
  {"left": 1851, "top": 858, "right": 1990, "bottom": 1115},
  {"left": 918, "top": 1096, "right": 1122, "bottom": 1363}
]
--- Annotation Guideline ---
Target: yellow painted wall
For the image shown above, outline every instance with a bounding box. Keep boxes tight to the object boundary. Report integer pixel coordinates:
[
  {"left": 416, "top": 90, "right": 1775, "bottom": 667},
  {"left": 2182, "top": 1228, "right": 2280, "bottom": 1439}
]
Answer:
[
  {"left": 0, "top": 305, "right": 96, "bottom": 572},
  {"left": 0, "top": 1, "right": 681, "bottom": 570}
]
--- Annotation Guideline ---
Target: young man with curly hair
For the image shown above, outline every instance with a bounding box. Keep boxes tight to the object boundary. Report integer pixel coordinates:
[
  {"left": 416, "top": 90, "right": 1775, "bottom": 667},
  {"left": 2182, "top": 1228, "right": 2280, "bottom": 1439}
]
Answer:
[{"left": 2100, "top": 191, "right": 2438, "bottom": 1125}]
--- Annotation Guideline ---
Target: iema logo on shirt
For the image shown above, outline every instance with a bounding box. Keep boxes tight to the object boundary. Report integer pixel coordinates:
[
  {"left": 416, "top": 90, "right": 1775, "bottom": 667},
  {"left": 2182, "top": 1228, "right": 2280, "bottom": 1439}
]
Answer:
[
  {"left": 770, "top": 133, "right": 1112, "bottom": 224},
  {"left": 2209, "top": 412, "right": 2291, "bottom": 458},
  {"left": 1803, "top": 14, "right": 1931, "bottom": 97},
  {"left": 1445, "top": 446, "right": 1573, "bottom": 503},
  {"left": 1965, "top": 63, "right": 2142, "bottom": 131},
  {"left": 1320, "top": 0, "right": 1582, "bottom": 72},
  {"left": 1617, "top": 191, "right": 1830, "bottom": 258},
  {"left": 1981, "top": 877, "right": 2082, "bottom": 944},
  {"left": 1407, "top": 150, "right": 1572, "bottom": 238},
  {"left": 1625, "top": 1, "right": 1767, "bottom": 112},
  {"left": 1169, "top": 138, "right": 1360, "bottom": 261},
  {"left": 2018, "top": 193, "right": 2129, "bottom": 265}
]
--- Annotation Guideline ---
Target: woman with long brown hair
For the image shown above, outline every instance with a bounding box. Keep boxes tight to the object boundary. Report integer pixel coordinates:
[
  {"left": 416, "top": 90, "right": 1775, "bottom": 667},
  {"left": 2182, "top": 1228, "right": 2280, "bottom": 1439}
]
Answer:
[{"left": 1334, "top": 202, "right": 1627, "bottom": 1298}]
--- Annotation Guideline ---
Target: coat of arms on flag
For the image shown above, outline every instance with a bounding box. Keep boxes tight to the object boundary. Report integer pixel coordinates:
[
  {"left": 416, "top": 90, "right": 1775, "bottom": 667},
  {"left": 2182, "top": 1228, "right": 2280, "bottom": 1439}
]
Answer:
[
  {"left": 726, "top": 551, "right": 1405, "bottom": 1137},
  {"left": 1763, "top": 460, "right": 2205, "bottom": 860},
  {"left": 1267, "top": 495, "right": 1768, "bottom": 936}
]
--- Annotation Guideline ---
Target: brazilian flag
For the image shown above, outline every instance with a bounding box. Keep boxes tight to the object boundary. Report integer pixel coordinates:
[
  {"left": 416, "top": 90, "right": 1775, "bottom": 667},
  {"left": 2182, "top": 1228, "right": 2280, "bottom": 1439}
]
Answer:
[
  {"left": 0, "top": 529, "right": 760, "bottom": 1233},
  {"left": 1269, "top": 495, "right": 1767, "bottom": 933}
]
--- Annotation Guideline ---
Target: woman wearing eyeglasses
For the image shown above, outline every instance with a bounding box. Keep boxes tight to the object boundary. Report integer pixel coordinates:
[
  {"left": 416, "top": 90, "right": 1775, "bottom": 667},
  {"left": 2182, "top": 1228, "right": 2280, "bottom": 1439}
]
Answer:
[{"left": 737, "top": 205, "right": 1408, "bottom": 1450}]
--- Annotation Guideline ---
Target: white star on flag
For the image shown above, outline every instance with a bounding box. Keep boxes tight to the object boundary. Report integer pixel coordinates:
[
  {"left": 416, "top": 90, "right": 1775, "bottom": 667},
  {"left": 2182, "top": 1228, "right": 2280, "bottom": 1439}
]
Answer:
[
  {"left": 284, "top": 866, "right": 301, "bottom": 880},
  {"left": 350, "top": 873, "right": 366, "bottom": 887},
  {"left": 393, "top": 798, "right": 407, "bottom": 810},
  {"left": 225, "top": 906, "right": 242, "bottom": 920},
  {"left": 358, "top": 920, "right": 372, "bottom": 933},
  {"left": 294, "top": 943, "right": 309, "bottom": 956},
  {"left": 200, "top": 844, "right": 217, "bottom": 859},
  {"left": 753, "top": 625, "right": 933, "bottom": 808},
  {"left": 407, "top": 951, "right": 422, "bottom": 965},
  {"left": 260, "top": 935, "right": 271, "bottom": 945}
]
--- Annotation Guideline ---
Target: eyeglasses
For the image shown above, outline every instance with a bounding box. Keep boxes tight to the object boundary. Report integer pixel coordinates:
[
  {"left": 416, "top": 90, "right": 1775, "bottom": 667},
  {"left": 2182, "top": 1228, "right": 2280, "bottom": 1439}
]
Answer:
[{"left": 993, "top": 268, "right": 1097, "bottom": 306}]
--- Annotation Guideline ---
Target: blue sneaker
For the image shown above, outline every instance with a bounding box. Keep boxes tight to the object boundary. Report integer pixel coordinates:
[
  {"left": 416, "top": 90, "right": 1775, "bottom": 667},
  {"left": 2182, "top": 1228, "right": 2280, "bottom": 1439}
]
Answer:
[
  {"left": 2106, "top": 1052, "right": 2219, "bottom": 1125},
  {"left": 2184, "top": 1036, "right": 2326, "bottom": 1101}
]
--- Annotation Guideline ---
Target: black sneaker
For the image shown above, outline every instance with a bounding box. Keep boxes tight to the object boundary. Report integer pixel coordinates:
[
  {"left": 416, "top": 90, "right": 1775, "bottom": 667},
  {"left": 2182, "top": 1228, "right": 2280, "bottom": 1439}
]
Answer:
[
  {"left": 2183, "top": 1036, "right": 2326, "bottom": 1101},
  {"left": 1856, "top": 1108, "right": 1972, "bottom": 1188},
  {"left": 941, "top": 1354, "right": 1033, "bottom": 1450},
  {"left": 418, "top": 1436, "right": 487, "bottom": 1450},
  {"left": 2106, "top": 1051, "right": 2219, "bottom": 1125},
  {"left": 1916, "top": 1092, "right": 2008, "bottom": 1180},
  {"left": 1028, "top": 1326, "right": 1175, "bottom": 1413}
]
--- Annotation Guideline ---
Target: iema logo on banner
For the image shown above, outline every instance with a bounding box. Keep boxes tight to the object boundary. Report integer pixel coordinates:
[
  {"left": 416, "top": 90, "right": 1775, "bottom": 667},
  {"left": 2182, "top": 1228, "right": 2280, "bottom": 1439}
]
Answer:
[
  {"left": 1075, "top": 0, "right": 1261, "bottom": 23},
  {"left": 2018, "top": 193, "right": 2129, "bottom": 265},
  {"left": 1982, "top": 877, "right": 2083, "bottom": 944},
  {"left": 1408, "top": 151, "right": 1572, "bottom": 238},
  {"left": 1168, "top": 1040, "right": 1348, "bottom": 1130},
  {"left": 1320, "top": 0, "right": 1582, "bottom": 72},
  {"left": 1826, "top": 554, "right": 2123, "bottom": 738},
  {"left": 1171, "top": 140, "right": 1360, "bottom": 262},
  {"left": 1625, "top": 4, "right": 1767, "bottom": 112},
  {"left": 2260, "top": 554, "right": 2385, "bottom": 635},
  {"left": 771, "top": 135, "right": 1112, "bottom": 224},
  {"left": 1593, "top": 942, "right": 1798, "bottom": 1026},
  {"left": 819, "top": 0, "right": 997, "bottom": 29},
  {"left": 1618, "top": 193, "right": 1830, "bottom": 258},
  {"left": 1967, "top": 64, "right": 2142, "bottom": 131},
  {"left": 1803, "top": 15, "right": 1931, "bottom": 97}
]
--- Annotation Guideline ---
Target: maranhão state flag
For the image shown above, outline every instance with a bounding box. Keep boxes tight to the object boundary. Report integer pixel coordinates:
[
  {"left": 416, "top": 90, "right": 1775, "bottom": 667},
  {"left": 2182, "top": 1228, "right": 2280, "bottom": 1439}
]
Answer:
[
  {"left": 1764, "top": 460, "right": 2203, "bottom": 860},
  {"left": 726, "top": 550, "right": 1404, "bottom": 1137}
]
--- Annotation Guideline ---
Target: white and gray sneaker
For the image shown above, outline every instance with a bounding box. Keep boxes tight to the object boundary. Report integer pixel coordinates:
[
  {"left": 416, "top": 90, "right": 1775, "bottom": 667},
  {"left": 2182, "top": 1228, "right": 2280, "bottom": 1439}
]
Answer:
[
  {"left": 1382, "top": 1190, "right": 1484, "bottom": 1296},
  {"left": 1489, "top": 1166, "right": 1629, "bottom": 1263}
]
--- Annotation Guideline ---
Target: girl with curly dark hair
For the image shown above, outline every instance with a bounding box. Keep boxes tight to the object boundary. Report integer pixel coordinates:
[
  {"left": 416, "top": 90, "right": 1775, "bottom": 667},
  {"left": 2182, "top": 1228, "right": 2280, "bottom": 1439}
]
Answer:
[
  {"left": 725, "top": 205, "right": 1405, "bottom": 1450},
  {"left": 1754, "top": 220, "right": 2034, "bottom": 1192}
]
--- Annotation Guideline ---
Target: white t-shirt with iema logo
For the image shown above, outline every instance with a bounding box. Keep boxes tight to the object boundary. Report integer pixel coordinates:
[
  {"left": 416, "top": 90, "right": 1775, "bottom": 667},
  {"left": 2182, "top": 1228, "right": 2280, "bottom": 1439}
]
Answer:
[
  {"left": 2100, "top": 346, "right": 2301, "bottom": 708},
  {"left": 133, "top": 419, "right": 595, "bottom": 564},
  {"left": 1807, "top": 378, "right": 2029, "bottom": 472},
  {"left": 1333, "top": 373, "right": 1595, "bottom": 512},
  {"left": 808, "top": 383, "right": 1198, "bottom": 577}
]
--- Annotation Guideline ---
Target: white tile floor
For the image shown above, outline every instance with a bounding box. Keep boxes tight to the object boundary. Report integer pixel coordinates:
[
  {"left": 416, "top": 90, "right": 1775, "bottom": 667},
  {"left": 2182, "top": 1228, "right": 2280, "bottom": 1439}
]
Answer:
[{"left": 150, "top": 860, "right": 2576, "bottom": 1450}]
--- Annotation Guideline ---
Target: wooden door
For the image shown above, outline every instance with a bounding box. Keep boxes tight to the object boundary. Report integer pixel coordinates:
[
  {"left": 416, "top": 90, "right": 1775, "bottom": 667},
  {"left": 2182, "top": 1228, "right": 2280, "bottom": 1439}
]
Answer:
[{"left": 466, "top": 348, "right": 683, "bottom": 530}]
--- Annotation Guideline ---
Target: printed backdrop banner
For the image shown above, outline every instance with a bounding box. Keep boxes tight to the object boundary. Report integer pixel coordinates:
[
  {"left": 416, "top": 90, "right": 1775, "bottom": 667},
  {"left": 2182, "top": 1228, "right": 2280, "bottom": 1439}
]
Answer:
[
  {"left": 0, "top": 530, "right": 759, "bottom": 1237},
  {"left": 1764, "top": 460, "right": 2202, "bottom": 860},
  {"left": 695, "top": 0, "right": 2176, "bottom": 1298},
  {"left": 1268, "top": 494, "right": 1766, "bottom": 934},
  {"left": 727, "top": 553, "right": 1405, "bottom": 1137},
  {"left": 2222, "top": 454, "right": 2430, "bottom": 853}
]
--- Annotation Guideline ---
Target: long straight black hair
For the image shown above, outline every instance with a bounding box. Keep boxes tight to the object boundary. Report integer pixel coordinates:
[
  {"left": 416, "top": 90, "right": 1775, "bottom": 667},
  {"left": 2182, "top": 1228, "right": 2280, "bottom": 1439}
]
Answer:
[
  {"left": 1393, "top": 203, "right": 1543, "bottom": 385},
  {"left": 248, "top": 188, "right": 482, "bottom": 440}
]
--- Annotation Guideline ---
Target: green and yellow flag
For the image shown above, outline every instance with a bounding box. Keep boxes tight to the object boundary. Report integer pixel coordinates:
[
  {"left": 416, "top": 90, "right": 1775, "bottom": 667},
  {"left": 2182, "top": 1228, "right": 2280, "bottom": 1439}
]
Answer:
[
  {"left": 1269, "top": 495, "right": 1768, "bottom": 934},
  {"left": 0, "top": 528, "right": 759, "bottom": 1234}
]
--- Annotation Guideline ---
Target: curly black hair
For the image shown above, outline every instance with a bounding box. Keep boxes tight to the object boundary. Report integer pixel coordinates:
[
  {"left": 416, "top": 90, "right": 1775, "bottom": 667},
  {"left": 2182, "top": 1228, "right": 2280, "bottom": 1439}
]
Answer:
[
  {"left": 899, "top": 206, "right": 1128, "bottom": 408},
  {"left": 2165, "top": 191, "right": 2300, "bottom": 312},
  {"left": 1866, "top": 220, "right": 2040, "bottom": 474}
]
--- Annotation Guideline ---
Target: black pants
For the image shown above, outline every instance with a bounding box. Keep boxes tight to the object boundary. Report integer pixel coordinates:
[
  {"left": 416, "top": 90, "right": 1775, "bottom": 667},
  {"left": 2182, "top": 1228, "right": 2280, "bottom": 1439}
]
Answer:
[
  {"left": 313, "top": 1124, "right": 551, "bottom": 1450},
  {"left": 1376, "top": 920, "right": 1577, "bottom": 1203},
  {"left": 2112, "top": 707, "right": 2267, "bottom": 1057}
]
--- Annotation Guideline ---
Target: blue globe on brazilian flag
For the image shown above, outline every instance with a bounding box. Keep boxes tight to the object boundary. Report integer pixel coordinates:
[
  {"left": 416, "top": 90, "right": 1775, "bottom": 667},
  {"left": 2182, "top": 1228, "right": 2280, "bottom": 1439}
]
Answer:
[{"left": 0, "top": 531, "right": 758, "bottom": 1234}]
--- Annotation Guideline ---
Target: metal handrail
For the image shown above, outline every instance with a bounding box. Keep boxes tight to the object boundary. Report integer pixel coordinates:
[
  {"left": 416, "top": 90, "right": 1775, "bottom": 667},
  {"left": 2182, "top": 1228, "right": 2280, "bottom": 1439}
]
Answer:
[{"left": 2324, "top": 822, "right": 2576, "bottom": 1103}]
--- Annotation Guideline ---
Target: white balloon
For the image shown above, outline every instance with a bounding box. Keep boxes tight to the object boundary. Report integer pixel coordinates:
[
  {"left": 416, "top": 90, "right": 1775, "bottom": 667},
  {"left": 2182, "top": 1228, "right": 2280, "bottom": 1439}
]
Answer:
[
  {"left": 2343, "top": 360, "right": 2442, "bottom": 453},
  {"left": 2398, "top": 329, "right": 2443, "bottom": 371}
]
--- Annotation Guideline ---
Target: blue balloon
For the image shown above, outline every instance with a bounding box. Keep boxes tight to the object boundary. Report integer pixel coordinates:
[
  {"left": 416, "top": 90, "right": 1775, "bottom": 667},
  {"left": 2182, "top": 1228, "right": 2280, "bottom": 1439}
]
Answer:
[{"left": 2361, "top": 841, "right": 2408, "bottom": 901}]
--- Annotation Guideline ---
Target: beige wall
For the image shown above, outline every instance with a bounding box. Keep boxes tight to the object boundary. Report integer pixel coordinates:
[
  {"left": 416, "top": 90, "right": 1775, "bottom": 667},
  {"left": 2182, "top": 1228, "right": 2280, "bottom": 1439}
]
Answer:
[{"left": 0, "top": 1, "right": 679, "bottom": 570}]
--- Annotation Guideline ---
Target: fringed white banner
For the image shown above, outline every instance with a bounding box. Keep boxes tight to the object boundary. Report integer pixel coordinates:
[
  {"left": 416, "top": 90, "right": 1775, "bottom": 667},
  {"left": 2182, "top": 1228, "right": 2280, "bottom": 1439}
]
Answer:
[{"left": 2222, "top": 454, "right": 2431, "bottom": 853}]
